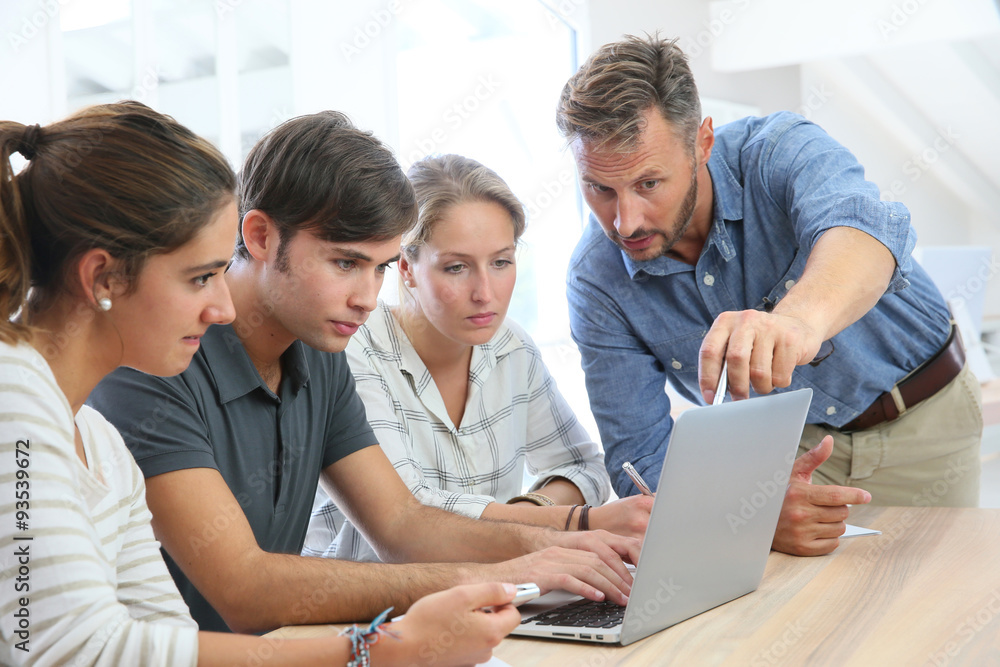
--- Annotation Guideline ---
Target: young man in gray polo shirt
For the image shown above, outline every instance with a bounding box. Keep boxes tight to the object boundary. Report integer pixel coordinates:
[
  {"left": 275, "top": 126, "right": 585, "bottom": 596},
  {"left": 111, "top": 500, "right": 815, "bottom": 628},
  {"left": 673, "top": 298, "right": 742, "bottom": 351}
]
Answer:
[{"left": 89, "top": 111, "right": 639, "bottom": 634}]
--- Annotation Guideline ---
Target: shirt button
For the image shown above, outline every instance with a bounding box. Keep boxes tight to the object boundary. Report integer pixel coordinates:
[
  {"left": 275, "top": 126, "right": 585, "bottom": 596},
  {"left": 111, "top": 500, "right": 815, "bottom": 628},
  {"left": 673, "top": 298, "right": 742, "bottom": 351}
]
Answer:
[
  {"left": 785, "top": 279, "right": 796, "bottom": 290},
  {"left": 703, "top": 273, "right": 715, "bottom": 286},
  {"left": 826, "top": 406, "right": 837, "bottom": 416},
  {"left": 671, "top": 359, "right": 682, "bottom": 370}
]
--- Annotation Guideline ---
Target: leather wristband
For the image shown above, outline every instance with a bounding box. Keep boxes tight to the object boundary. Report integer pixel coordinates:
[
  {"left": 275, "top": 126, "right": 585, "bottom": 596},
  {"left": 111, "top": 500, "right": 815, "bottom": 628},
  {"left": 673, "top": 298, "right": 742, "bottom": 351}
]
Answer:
[
  {"left": 578, "top": 504, "right": 591, "bottom": 531},
  {"left": 564, "top": 504, "right": 580, "bottom": 531},
  {"left": 507, "top": 492, "right": 556, "bottom": 507}
]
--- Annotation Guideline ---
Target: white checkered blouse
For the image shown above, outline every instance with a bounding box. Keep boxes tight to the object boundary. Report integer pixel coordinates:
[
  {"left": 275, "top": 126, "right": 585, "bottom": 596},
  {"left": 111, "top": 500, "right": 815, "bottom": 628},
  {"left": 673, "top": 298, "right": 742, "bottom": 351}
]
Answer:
[{"left": 303, "top": 301, "right": 611, "bottom": 562}]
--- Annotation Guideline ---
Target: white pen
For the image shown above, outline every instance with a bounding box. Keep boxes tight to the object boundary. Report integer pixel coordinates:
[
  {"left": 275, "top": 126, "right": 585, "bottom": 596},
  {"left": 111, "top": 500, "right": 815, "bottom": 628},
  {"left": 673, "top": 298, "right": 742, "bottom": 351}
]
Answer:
[
  {"left": 713, "top": 359, "right": 728, "bottom": 406},
  {"left": 392, "top": 583, "right": 541, "bottom": 621},
  {"left": 622, "top": 461, "right": 654, "bottom": 497}
]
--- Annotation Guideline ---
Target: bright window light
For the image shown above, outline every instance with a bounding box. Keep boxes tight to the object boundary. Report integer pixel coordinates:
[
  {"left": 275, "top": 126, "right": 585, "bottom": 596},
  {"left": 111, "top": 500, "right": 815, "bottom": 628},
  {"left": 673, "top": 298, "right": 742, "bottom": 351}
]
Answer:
[{"left": 60, "top": 0, "right": 131, "bottom": 32}]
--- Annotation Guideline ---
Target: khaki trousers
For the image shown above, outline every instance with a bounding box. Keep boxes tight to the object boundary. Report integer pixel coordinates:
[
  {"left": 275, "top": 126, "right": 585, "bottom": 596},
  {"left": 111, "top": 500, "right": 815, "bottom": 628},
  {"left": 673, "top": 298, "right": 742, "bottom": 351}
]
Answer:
[{"left": 798, "top": 363, "right": 983, "bottom": 507}]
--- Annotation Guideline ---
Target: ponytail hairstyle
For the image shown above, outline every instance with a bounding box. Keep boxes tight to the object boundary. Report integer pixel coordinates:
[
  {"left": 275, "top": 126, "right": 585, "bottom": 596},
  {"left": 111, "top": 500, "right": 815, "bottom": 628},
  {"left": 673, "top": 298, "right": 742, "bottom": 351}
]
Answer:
[{"left": 0, "top": 101, "right": 236, "bottom": 343}]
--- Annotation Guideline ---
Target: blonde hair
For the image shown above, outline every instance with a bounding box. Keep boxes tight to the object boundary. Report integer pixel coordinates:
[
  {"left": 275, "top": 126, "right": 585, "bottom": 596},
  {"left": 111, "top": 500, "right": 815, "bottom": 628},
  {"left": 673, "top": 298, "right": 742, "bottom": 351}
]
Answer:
[
  {"left": 556, "top": 33, "right": 701, "bottom": 153},
  {"left": 403, "top": 154, "right": 525, "bottom": 260}
]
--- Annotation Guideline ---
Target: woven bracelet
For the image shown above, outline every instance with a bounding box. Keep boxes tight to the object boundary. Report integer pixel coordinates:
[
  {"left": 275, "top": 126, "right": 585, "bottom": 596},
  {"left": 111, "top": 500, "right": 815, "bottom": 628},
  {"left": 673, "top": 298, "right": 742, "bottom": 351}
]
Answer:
[{"left": 340, "top": 606, "right": 400, "bottom": 667}]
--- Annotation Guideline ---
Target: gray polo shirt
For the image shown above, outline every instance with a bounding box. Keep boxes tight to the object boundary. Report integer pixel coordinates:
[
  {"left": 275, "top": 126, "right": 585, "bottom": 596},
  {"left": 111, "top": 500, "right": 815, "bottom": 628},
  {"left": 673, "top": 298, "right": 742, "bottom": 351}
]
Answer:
[{"left": 88, "top": 323, "right": 376, "bottom": 632}]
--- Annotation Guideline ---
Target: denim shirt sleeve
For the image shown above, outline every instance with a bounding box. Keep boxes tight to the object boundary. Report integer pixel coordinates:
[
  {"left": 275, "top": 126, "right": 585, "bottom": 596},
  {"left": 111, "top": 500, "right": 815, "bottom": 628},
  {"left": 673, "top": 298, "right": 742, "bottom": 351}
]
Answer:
[
  {"left": 566, "top": 264, "right": 672, "bottom": 498},
  {"left": 760, "top": 114, "right": 916, "bottom": 294}
]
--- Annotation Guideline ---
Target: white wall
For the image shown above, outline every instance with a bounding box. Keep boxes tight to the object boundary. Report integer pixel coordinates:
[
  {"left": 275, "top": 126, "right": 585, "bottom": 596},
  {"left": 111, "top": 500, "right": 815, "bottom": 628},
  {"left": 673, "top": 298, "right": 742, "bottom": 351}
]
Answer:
[
  {"left": 580, "top": 0, "right": 802, "bottom": 113},
  {"left": 0, "top": 0, "right": 66, "bottom": 124},
  {"left": 574, "top": 0, "right": 1000, "bottom": 322},
  {"left": 5, "top": 0, "right": 999, "bottom": 325}
]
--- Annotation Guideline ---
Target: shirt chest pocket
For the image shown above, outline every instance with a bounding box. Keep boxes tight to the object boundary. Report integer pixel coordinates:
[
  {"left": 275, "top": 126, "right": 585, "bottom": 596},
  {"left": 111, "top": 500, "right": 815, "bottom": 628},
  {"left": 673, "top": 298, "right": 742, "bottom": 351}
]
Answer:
[{"left": 648, "top": 329, "right": 707, "bottom": 377}]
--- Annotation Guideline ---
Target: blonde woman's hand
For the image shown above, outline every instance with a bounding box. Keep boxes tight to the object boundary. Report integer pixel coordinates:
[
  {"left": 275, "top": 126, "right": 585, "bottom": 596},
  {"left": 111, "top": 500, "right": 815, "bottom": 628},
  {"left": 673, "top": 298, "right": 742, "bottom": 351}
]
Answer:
[{"left": 589, "top": 494, "right": 654, "bottom": 539}]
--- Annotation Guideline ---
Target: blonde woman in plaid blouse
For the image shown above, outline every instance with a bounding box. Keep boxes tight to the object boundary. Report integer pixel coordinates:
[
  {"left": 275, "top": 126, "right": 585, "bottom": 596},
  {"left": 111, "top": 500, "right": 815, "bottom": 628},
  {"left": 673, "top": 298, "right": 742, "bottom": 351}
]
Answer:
[{"left": 305, "top": 155, "right": 652, "bottom": 562}]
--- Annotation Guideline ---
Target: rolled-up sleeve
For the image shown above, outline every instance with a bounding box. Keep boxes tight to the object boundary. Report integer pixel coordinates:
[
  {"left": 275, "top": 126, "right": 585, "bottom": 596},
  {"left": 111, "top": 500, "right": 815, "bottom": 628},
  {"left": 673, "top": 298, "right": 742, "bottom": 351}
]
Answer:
[
  {"left": 517, "top": 328, "right": 610, "bottom": 507},
  {"left": 765, "top": 114, "right": 916, "bottom": 293}
]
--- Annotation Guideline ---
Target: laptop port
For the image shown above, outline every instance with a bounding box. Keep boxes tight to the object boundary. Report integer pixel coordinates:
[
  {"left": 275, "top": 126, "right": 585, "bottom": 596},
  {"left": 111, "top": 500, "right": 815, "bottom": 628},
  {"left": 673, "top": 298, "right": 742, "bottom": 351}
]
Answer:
[{"left": 581, "top": 634, "right": 591, "bottom": 639}]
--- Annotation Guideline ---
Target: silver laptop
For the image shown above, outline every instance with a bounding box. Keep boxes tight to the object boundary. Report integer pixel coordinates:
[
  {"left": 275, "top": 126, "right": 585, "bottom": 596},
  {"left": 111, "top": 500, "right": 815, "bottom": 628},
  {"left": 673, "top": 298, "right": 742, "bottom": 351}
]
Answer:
[{"left": 512, "top": 388, "right": 813, "bottom": 646}]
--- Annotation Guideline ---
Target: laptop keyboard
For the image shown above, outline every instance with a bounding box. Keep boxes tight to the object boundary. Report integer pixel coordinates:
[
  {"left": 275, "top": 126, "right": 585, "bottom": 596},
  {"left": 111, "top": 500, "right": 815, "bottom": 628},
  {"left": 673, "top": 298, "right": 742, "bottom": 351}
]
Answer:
[{"left": 521, "top": 598, "right": 626, "bottom": 628}]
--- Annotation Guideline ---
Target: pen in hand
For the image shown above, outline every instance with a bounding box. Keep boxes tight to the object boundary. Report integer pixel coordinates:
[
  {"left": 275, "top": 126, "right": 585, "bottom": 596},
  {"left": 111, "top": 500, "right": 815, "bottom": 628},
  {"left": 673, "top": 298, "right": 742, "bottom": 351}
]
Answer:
[
  {"left": 713, "top": 359, "right": 728, "bottom": 405},
  {"left": 622, "top": 461, "right": 654, "bottom": 497}
]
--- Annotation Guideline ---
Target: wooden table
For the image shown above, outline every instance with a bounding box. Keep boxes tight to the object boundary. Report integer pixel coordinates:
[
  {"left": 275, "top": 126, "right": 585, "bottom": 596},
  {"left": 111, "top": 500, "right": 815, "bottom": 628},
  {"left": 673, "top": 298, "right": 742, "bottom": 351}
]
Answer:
[{"left": 268, "top": 506, "right": 1000, "bottom": 665}]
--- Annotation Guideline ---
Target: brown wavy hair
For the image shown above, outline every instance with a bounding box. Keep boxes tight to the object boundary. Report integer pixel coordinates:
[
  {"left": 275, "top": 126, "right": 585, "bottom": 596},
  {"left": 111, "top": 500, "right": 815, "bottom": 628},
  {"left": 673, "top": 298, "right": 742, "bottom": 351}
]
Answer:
[
  {"left": 0, "top": 101, "right": 236, "bottom": 343},
  {"left": 236, "top": 110, "right": 417, "bottom": 270}
]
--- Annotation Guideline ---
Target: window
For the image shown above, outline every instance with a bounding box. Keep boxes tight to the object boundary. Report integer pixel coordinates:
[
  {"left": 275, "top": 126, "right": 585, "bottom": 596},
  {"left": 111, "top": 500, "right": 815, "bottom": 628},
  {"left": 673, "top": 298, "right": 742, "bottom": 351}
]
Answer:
[
  {"left": 389, "top": 1, "right": 598, "bottom": 437},
  {"left": 44, "top": 0, "right": 599, "bottom": 437},
  {"left": 391, "top": 0, "right": 580, "bottom": 339}
]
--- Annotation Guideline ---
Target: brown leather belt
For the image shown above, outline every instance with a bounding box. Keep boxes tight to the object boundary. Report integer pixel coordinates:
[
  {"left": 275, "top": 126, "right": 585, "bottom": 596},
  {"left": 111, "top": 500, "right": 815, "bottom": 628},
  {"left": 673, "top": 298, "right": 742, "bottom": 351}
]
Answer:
[{"left": 841, "top": 324, "right": 965, "bottom": 432}]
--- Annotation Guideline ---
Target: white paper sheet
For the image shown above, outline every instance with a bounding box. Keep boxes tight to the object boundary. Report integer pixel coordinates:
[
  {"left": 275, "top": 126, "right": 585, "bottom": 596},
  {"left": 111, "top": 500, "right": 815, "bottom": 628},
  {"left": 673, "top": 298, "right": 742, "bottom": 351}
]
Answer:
[
  {"left": 843, "top": 523, "right": 881, "bottom": 538},
  {"left": 477, "top": 658, "right": 512, "bottom": 667}
]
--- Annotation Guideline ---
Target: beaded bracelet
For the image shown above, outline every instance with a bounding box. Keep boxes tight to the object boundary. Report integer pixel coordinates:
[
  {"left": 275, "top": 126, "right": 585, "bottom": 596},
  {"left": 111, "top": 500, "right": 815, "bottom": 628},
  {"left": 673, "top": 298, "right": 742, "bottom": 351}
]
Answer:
[{"left": 339, "top": 606, "right": 400, "bottom": 667}]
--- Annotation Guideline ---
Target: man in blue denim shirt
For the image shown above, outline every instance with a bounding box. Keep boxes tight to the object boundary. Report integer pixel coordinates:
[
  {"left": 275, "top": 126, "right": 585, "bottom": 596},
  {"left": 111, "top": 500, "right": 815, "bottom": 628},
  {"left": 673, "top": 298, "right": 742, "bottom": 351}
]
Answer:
[{"left": 559, "top": 35, "right": 982, "bottom": 556}]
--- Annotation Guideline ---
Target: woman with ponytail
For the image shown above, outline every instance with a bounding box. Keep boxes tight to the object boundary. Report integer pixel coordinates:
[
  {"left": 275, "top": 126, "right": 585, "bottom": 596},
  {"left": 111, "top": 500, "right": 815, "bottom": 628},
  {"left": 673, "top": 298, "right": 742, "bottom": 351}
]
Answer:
[{"left": 0, "top": 103, "right": 518, "bottom": 667}]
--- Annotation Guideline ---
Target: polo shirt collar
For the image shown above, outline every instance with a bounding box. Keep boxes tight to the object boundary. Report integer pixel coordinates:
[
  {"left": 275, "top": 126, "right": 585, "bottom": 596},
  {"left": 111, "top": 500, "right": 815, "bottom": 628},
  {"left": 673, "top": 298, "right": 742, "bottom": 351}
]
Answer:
[
  {"left": 201, "top": 324, "right": 310, "bottom": 404},
  {"left": 621, "top": 156, "right": 742, "bottom": 281},
  {"left": 282, "top": 340, "right": 310, "bottom": 392}
]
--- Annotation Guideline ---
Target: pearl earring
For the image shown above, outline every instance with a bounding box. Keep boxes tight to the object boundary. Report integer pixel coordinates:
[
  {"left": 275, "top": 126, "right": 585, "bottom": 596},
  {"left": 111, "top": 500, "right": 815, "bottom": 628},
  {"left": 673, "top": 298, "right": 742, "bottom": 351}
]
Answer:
[
  {"left": 98, "top": 298, "right": 112, "bottom": 312},
  {"left": 404, "top": 280, "right": 413, "bottom": 288}
]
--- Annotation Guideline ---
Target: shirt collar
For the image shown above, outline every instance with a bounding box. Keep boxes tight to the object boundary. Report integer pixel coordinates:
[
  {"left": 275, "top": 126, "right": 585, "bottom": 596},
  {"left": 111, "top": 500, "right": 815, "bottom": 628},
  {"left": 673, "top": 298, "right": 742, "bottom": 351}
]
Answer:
[
  {"left": 359, "top": 303, "right": 430, "bottom": 397},
  {"left": 469, "top": 324, "right": 520, "bottom": 386},
  {"left": 364, "top": 302, "right": 421, "bottom": 376},
  {"left": 201, "top": 323, "right": 310, "bottom": 403},
  {"left": 707, "top": 153, "right": 744, "bottom": 222},
  {"left": 366, "top": 301, "right": 517, "bottom": 395},
  {"left": 621, "top": 156, "right": 742, "bottom": 281}
]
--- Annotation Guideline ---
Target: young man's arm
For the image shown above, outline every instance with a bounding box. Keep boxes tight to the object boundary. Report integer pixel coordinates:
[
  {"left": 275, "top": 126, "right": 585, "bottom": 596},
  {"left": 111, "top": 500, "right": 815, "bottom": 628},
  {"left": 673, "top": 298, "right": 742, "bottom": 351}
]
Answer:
[
  {"left": 145, "top": 456, "right": 635, "bottom": 635},
  {"left": 321, "top": 445, "right": 639, "bottom": 587}
]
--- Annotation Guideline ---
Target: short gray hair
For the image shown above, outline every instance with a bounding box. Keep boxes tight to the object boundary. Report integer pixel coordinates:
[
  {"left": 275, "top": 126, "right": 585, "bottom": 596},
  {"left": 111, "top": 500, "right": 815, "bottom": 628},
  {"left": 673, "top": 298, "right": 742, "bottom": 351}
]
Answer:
[{"left": 556, "top": 33, "right": 701, "bottom": 153}]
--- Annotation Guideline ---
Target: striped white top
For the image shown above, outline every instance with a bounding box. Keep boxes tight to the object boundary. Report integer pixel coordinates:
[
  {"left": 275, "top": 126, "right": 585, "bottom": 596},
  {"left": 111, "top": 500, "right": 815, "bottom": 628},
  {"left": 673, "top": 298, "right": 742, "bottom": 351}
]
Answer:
[
  {"left": 304, "top": 302, "right": 610, "bottom": 562},
  {"left": 0, "top": 341, "right": 197, "bottom": 667}
]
